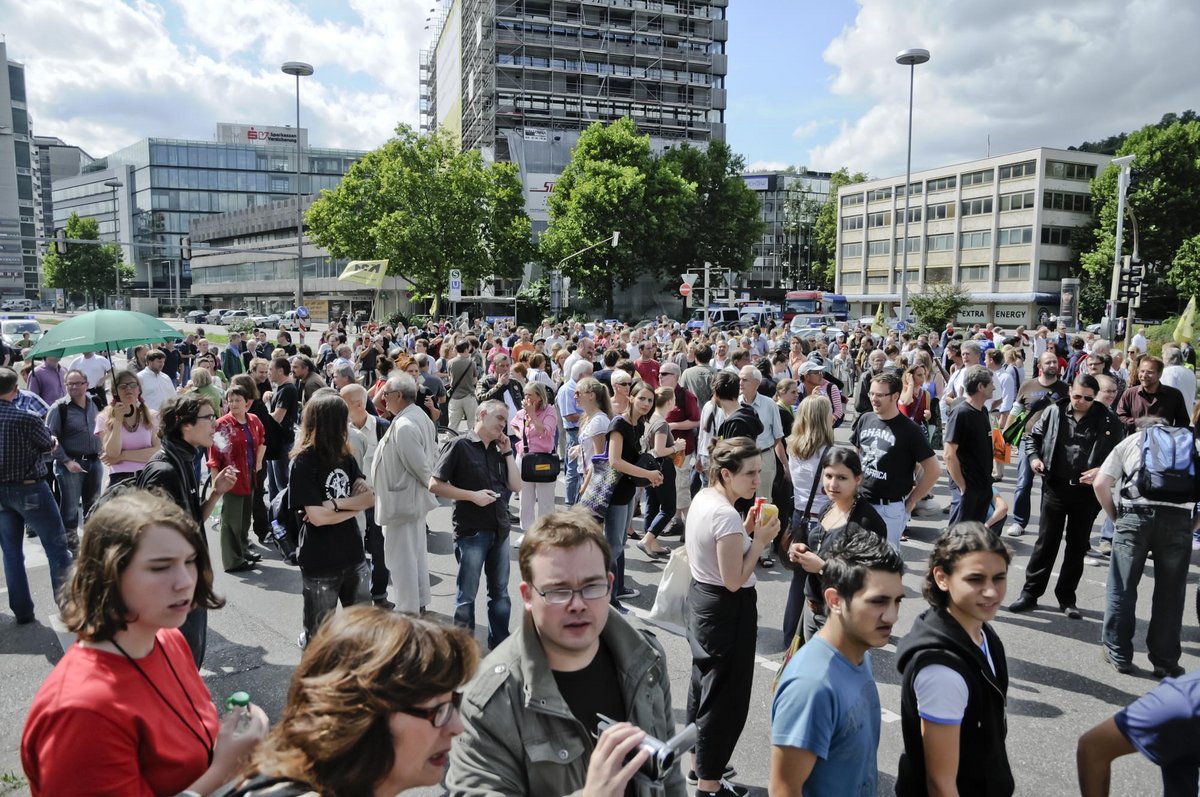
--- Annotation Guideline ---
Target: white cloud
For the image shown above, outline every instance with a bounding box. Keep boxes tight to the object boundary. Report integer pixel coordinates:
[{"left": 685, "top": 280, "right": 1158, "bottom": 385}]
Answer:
[
  {"left": 792, "top": 119, "right": 833, "bottom": 140},
  {"left": 3, "top": 0, "right": 431, "bottom": 156},
  {"left": 809, "top": 0, "right": 1200, "bottom": 177},
  {"left": 746, "top": 160, "right": 790, "bottom": 172}
]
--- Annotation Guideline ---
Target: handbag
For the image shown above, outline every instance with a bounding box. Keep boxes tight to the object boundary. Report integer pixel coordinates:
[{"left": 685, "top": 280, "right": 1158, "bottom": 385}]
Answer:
[
  {"left": 579, "top": 453, "right": 621, "bottom": 520},
  {"left": 647, "top": 545, "right": 691, "bottom": 630},
  {"left": 631, "top": 452, "right": 662, "bottom": 487},
  {"left": 776, "top": 446, "right": 826, "bottom": 570},
  {"left": 519, "top": 415, "right": 560, "bottom": 483}
]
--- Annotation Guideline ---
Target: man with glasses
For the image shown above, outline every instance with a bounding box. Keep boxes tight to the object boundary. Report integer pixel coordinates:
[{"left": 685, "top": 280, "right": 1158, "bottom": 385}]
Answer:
[
  {"left": 447, "top": 508, "right": 685, "bottom": 797},
  {"left": 45, "top": 370, "right": 102, "bottom": 551},
  {"left": 850, "top": 371, "right": 941, "bottom": 549},
  {"left": 1009, "top": 375, "right": 1121, "bottom": 619}
]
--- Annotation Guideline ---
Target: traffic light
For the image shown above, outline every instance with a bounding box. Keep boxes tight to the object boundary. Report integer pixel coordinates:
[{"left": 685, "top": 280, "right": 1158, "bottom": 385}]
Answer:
[
  {"left": 180, "top": 236, "right": 191, "bottom": 260},
  {"left": 54, "top": 228, "right": 67, "bottom": 255},
  {"left": 1117, "top": 255, "right": 1143, "bottom": 302}
]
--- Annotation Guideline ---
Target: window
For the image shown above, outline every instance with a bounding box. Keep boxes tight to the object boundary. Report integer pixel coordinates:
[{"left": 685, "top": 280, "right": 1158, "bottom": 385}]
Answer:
[
  {"left": 840, "top": 272, "right": 861, "bottom": 286},
  {"left": 961, "top": 197, "right": 993, "bottom": 216},
  {"left": 999, "top": 160, "right": 1037, "bottom": 180},
  {"left": 926, "top": 267, "right": 951, "bottom": 283},
  {"left": 866, "top": 274, "right": 888, "bottom": 285},
  {"left": 894, "top": 236, "right": 920, "bottom": 253},
  {"left": 1046, "top": 161, "right": 1096, "bottom": 181},
  {"left": 868, "top": 240, "right": 891, "bottom": 256},
  {"left": 902, "top": 207, "right": 922, "bottom": 223},
  {"left": 926, "top": 176, "right": 956, "bottom": 192},
  {"left": 927, "top": 202, "right": 955, "bottom": 221},
  {"left": 959, "top": 265, "right": 989, "bottom": 282},
  {"left": 997, "top": 226, "right": 1033, "bottom": 246},
  {"left": 867, "top": 187, "right": 892, "bottom": 202},
  {"left": 841, "top": 215, "right": 864, "bottom": 231},
  {"left": 997, "top": 263, "right": 1030, "bottom": 280},
  {"left": 961, "top": 168, "right": 994, "bottom": 187},
  {"left": 960, "top": 230, "right": 992, "bottom": 249},
  {"left": 841, "top": 242, "right": 863, "bottom": 258},
  {"left": 1039, "top": 261, "right": 1073, "bottom": 280},
  {"left": 1043, "top": 191, "right": 1093, "bottom": 213},
  {"left": 1041, "top": 226, "right": 1074, "bottom": 246},
  {"left": 867, "top": 211, "right": 891, "bottom": 228},
  {"left": 840, "top": 192, "right": 864, "bottom": 207},
  {"left": 895, "top": 182, "right": 923, "bottom": 197},
  {"left": 926, "top": 233, "right": 954, "bottom": 252},
  {"left": 999, "top": 191, "right": 1036, "bottom": 212}
]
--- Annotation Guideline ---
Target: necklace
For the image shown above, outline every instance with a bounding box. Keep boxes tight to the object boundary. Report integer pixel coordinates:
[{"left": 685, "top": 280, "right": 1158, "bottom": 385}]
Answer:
[
  {"left": 112, "top": 637, "right": 214, "bottom": 766},
  {"left": 121, "top": 412, "right": 141, "bottom": 432}
]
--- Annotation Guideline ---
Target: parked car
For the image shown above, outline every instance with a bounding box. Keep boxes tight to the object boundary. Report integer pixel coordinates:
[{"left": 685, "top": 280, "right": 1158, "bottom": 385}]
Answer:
[
  {"left": 220, "top": 310, "right": 251, "bottom": 326},
  {"left": 0, "top": 316, "right": 43, "bottom": 350},
  {"left": 278, "top": 310, "right": 302, "bottom": 331},
  {"left": 186, "top": 310, "right": 209, "bottom": 323},
  {"left": 686, "top": 307, "right": 742, "bottom": 331},
  {"left": 0, "top": 299, "right": 34, "bottom": 312},
  {"left": 206, "top": 309, "right": 229, "bottom": 325},
  {"left": 252, "top": 313, "right": 281, "bottom": 329}
]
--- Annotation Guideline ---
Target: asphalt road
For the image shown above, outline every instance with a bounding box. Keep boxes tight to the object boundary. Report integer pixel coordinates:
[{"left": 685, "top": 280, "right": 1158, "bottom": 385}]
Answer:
[{"left": 1, "top": 408, "right": 1197, "bottom": 795}]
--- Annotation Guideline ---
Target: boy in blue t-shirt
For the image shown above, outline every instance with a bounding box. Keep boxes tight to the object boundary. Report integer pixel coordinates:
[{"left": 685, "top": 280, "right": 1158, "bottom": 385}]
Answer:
[
  {"left": 1077, "top": 669, "right": 1200, "bottom": 796},
  {"left": 770, "top": 529, "right": 906, "bottom": 796}
]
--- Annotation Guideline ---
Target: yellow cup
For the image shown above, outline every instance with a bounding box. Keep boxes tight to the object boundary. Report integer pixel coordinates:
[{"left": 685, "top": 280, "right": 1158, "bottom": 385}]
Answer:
[{"left": 760, "top": 503, "right": 779, "bottom": 524}]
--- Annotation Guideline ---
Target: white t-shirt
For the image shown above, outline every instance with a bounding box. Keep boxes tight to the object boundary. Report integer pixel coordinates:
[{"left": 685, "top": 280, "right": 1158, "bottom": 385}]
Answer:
[
  {"left": 912, "top": 633, "right": 996, "bottom": 724},
  {"left": 580, "top": 411, "right": 610, "bottom": 465},
  {"left": 69, "top": 354, "right": 112, "bottom": 390},
  {"left": 789, "top": 448, "right": 830, "bottom": 515},
  {"left": 685, "top": 488, "right": 754, "bottom": 589}
]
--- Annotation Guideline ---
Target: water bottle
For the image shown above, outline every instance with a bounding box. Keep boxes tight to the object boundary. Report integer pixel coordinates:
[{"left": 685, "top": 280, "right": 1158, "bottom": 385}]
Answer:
[
  {"left": 226, "top": 691, "right": 252, "bottom": 734},
  {"left": 270, "top": 519, "right": 287, "bottom": 541}
]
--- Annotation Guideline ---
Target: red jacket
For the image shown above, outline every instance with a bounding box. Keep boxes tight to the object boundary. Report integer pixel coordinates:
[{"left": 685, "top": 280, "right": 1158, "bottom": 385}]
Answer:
[{"left": 207, "top": 413, "right": 264, "bottom": 496}]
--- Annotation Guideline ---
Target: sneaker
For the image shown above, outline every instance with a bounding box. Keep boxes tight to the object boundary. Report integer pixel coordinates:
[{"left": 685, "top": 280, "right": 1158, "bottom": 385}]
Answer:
[
  {"left": 912, "top": 497, "right": 943, "bottom": 518},
  {"left": 1152, "top": 664, "right": 1185, "bottom": 679},
  {"left": 1101, "top": 650, "right": 1134, "bottom": 675},
  {"left": 687, "top": 766, "right": 737, "bottom": 785},
  {"left": 695, "top": 780, "right": 749, "bottom": 797},
  {"left": 1097, "top": 540, "right": 1112, "bottom": 555},
  {"left": 1003, "top": 522, "right": 1024, "bottom": 538},
  {"left": 616, "top": 586, "right": 640, "bottom": 600}
]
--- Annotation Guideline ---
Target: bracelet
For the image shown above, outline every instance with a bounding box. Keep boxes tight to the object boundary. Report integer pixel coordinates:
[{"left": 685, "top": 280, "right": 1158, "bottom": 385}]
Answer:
[{"left": 331, "top": 498, "right": 340, "bottom": 512}]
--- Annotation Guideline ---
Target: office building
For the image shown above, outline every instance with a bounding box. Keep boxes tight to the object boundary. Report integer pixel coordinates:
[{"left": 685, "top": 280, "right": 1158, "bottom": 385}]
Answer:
[
  {"left": 34, "top": 135, "right": 92, "bottom": 261},
  {"left": 742, "top": 169, "right": 832, "bottom": 297},
  {"left": 51, "top": 123, "right": 366, "bottom": 306},
  {"left": 0, "top": 43, "right": 41, "bottom": 301},
  {"left": 834, "top": 147, "right": 1112, "bottom": 328}
]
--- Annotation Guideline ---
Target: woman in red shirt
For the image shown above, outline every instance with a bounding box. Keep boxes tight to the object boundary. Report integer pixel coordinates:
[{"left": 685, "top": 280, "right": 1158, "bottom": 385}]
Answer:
[
  {"left": 22, "top": 490, "right": 266, "bottom": 796},
  {"left": 208, "top": 384, "right": 265, "bottom": 573}
]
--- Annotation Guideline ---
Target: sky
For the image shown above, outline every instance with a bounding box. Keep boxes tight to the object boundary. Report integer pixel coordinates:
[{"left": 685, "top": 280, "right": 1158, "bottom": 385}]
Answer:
[{"left": 3, "top": 0, "right": 1197, "bottom": 179}]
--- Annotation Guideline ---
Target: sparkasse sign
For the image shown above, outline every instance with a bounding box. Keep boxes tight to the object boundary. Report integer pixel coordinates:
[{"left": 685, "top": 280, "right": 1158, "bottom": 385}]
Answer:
[{"left": 215, "top": 123, "right": 309, "bottom": 148}]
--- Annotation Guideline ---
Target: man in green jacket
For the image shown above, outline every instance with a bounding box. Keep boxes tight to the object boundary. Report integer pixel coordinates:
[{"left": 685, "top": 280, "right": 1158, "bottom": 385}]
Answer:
[{"left": 446, "top": 508, "right": 687, "bottom": 797}]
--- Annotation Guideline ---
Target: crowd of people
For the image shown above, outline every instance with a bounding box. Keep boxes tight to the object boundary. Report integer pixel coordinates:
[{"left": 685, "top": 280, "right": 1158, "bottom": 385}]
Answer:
[{"left": 1, "top": 312, "right": 1197, "bottom": 796}]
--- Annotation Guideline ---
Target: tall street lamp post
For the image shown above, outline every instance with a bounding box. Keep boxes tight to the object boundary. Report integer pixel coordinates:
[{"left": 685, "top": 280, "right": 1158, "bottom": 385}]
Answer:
[
  {"left": 282, "top": 61, "right": 314, "bottom": 312},
  {"left": 896, "top": 47, "right": 929, "bottom": 330},
  {"left": 103, "top": 178, "right": 124, "bottom": 306}
]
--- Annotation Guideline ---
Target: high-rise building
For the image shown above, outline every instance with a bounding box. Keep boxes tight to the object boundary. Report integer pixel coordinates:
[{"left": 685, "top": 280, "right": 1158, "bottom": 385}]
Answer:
[
  {"left": 834, "top": 147, "right": 1112, "bottom": 329},
  {"left": 34, "top": 135, "right": 92, "bottom": 253},
  {"left": 742, "top": 169, "right": 833, "bottom": 297},
  {"left": 0, "top": 43, "right": 41, "bottom": 302},
  {"left": 50, "top": 123, "right": 365, "bottom": 307}
]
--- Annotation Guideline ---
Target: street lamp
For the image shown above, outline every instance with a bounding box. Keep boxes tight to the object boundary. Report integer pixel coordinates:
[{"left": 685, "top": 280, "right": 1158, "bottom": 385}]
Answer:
[
  {"left": 896, "top": 47, "right": 929, "bottom": 330},
  {"left": 1106, "top": 154, "right": 1136, "bottom": 345},
  {"left": 103, "top": 178, "right": 124, "bottom": 305},
  {"left": 281, "top": 61, "right": 314, "bottom": 312}
]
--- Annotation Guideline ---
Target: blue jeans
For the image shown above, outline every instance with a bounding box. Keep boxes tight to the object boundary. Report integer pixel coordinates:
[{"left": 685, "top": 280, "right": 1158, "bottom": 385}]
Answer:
[
  {"left": 604, "top": 500, "right": 634, "bottom": 601},
  {"left": 1102, "top": 505, "right": 1193, "bottom": 669},
  {"left": 0, "top": 481, "right": 74, "bottom": 621},
  {"left": 564, "top": 428, "right": 581, "bottom": 505},
  {"left": 1010, "top": 448, "right": 1034, "bottom": 528},
  {"left": 54, "top": 459, "right": 104, "bottom": 529},
  {"left": 453, "top": 530, "right": 511, "bottom": 649},
  {"left": 267, "top": 456, "right": 291, "bottom": 502}
]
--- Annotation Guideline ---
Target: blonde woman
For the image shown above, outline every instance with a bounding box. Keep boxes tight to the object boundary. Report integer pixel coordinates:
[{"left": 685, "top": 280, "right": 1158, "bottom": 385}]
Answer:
[
  {"left": 95, "top": 370, "right": 160, "bottom": 486},
  {"left": 782, "top": 394, "right": 834, "bottom": 637},
  {"left": 573, "top": 377, "right": 612, "bottom": 496}
]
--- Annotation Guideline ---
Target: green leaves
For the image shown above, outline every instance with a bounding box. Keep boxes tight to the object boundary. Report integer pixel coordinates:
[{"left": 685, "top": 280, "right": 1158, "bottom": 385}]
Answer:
[
  {"left": 42, "top": 213, "right": 131, "bottom": 306},
  {"left": 305, "top": 125, "right": 533, "bottom": 308},
  {"left": 909, "top": 283, "right": 973, "bottom": 333}
]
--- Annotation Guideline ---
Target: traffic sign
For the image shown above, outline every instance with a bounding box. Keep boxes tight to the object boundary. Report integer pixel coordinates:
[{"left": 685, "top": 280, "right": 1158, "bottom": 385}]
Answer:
[
  {"left": 295, "top": 306, "right": 309, "bottom": 319},
  {"left": 895, "top": 320, "right": 907, "bottom": 332},
  {"left": 679, "top": 283, "right": 692, "bottom": 297},
  {"left": 681, "top": 273, "right": 698, "bottom": 287},
  {"left": 449, "top": 268, "right": 462, "bottom": 302}
]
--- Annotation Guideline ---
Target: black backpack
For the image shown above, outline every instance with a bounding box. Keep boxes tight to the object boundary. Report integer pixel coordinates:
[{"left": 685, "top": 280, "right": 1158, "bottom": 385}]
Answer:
[{"left": 268, "top": 479, "right": 301, "bottom": 565}]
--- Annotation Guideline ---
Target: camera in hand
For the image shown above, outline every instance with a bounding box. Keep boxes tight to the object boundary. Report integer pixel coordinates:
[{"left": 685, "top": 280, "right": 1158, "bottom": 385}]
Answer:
[{"left": 595, "top": 714, "right": 698, "bottom": 781}]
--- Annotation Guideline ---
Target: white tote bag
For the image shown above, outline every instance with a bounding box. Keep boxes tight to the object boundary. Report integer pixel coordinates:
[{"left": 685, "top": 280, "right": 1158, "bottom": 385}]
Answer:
[{"left": 647, "top": 546, "right": 691, "bottom": 631}]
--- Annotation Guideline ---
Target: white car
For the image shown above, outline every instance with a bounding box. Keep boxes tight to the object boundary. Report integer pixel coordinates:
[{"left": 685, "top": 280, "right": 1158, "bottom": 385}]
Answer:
[
  {"left": 0, "top": 299, "right": 34, "bottom": 312},
  {"left": 0, "top": 316, "right": 44, "bottom": 350}
]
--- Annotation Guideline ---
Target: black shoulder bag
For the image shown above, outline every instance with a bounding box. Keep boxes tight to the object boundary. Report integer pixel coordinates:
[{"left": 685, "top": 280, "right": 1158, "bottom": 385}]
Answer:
[{"left": 519, "top": 413, "right": 561, "bottom": 483}]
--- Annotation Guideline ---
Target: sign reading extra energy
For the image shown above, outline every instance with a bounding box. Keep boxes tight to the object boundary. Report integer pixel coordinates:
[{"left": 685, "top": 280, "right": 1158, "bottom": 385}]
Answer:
[
  {"left": 993, "top": 305, "right": 1031, "bottom": 326},
  {"left": 955, "top": 305, "right": 988, "bottom": 325},
  {"left": 216, "top": 123, "right": 309, "bottom": 148}
]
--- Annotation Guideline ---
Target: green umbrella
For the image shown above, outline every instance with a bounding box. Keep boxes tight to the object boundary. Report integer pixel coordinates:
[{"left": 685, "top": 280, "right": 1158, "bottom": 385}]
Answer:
[{"left": 27, "top": 309, "right": 179, "bottom": 361}]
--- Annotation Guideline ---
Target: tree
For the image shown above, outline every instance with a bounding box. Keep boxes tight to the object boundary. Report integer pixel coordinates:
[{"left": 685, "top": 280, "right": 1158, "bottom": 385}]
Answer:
[
  {"left": 908, "top": 283, "right": 973, "bottom": 333},
  {"left": 1166, "top": 233, "right": 1200, "bottom": 299},
  {"left": 659, "top": 141, "right": 764, "bottom": 282},
  {"left": 305, "top": 124, "right": 533, "bottom": 312},
  {"left": 42, "top": 213, "right": 133, "bottom": 308},
  {"left": 1081, "top": 118, "right": 1200, "bottom": 321},
  {"left": 539, "top": 118, "right": 695, "bottom": 316},
  {"left": 814, "top": 167, "right": 869, "bottom": 291}
]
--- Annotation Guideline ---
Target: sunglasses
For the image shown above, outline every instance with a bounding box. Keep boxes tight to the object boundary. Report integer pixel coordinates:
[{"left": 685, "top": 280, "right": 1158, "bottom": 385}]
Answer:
[{"left": 1070, "top": 394, "right": 1096, "bottom": 402}]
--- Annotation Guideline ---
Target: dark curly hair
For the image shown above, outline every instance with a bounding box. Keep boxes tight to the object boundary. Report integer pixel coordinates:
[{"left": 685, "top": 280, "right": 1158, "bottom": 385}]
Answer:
[{"left": 923, "top": 522, "right": 1013, "bottom": 609}]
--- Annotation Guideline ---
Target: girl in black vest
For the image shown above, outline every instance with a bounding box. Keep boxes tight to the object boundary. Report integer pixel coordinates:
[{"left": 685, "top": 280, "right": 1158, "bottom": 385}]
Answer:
[{"left": 895, "top": 522, "right": 1015, "bottom": 797}]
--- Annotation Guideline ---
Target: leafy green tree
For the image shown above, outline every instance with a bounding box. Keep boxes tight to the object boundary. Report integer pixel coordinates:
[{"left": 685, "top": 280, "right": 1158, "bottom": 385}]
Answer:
[
  {"left": 539, "top": 118, "right": 695, "bottom": 316},
  {"left": 42, "top": 213, "right": 132, "bottom": 307},
  {"left": 659, "top": 141, "right": 764, "bottom": 281},
  {"left": 1166, "top": 233, "right": 1200, "bottom": 299},
  {"left": 305, "top": 124, "right": 533, "bottom": 311},
  {"left": 1081, "top": 119, "right": 1200, "bottom": 320},
  {"left": 908, "top": 283, "right": 973, "bottom": 333},
  {"left": 815, "top": 168, "right": 869, "bottom": 290}
]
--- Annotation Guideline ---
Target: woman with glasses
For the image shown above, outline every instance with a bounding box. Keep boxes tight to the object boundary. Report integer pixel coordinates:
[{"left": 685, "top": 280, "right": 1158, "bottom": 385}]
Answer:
[
  {"left": 95, "top": 370, "right": 160, "bottom": 485},
  {"left": 219, "top": 606, "right": 477, "bottom": 797}
]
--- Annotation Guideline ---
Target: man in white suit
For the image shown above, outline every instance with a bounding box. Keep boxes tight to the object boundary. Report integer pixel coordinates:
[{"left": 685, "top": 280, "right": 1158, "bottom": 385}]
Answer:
[{"left": 370, "top": 372, "right": 438, "bottom": 614}]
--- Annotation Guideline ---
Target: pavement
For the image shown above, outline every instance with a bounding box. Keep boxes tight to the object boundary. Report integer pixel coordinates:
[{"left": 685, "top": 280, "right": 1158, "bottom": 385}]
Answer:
[{"left": 1, "top": 412, "right": 1198, "bottom": 796}]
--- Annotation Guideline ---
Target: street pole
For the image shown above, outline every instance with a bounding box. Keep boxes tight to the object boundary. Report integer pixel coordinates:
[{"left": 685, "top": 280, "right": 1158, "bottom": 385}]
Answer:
[
  {"left": 1106, "top": 155, "right": 1135, "bottom": 346},
  {"left": 282, "top": 62, "right": 314, "bottom": 312},
  {"left": 896, "top": 48, "right": 929, "bottom": 329},
  {"left": 103, "top": 178, "right": 124, "bottom": 306}
]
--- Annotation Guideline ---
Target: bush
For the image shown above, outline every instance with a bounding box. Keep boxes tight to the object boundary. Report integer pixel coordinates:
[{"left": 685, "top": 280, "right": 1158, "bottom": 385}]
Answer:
[{"left": 226, "top": 317, "right": 257, "bottom": 337}]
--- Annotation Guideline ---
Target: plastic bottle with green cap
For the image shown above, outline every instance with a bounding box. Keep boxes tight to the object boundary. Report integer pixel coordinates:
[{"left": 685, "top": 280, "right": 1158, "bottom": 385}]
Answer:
[{"left": 226, "top": 691, "right": 252, "bottom": 734}]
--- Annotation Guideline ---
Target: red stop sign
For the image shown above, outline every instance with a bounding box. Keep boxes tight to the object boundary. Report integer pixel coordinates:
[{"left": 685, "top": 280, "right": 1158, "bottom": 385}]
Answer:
[{"left": 679, "top": 283, "right": 691, "bottom": 297}]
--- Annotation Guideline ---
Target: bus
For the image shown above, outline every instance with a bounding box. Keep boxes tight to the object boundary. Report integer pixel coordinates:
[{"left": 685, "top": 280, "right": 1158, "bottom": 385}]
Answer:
[{"left": 782, "top": 291, "right": 849, "bottom": 323}]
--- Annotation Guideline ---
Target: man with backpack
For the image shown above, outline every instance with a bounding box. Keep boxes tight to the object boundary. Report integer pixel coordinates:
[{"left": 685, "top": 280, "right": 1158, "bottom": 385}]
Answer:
[{"left": 1092, "top": 416, "right": 1198, "bottom": 677}]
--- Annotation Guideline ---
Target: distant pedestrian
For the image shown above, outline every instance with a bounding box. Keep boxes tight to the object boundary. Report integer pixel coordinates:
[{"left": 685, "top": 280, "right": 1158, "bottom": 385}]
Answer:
[{"left": 943, "top": 366, "right": 994, "bottom": 525}]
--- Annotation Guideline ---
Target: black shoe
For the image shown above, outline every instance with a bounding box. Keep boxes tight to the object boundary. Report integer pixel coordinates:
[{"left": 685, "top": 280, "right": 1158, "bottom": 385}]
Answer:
[
  {"left": 1152, "top": 664, "right": 1185, "bottom": 679},
  {"left": 373, "top": 597, "right": 396, "bottom": 610},
  {"left": 758, "top": 554, "right": 775, "bottom": 568},
  {"left": 1101, "top": 651, "right": 1134, "bottom": 674},
  {"left": 245, "top": 553, "right": 263, "bottom": 564},
  {"left": 658, "top": 518, "right": 684, "bottom": 538},
  {"left": 1060, "top": 604, "right": 1082, "bottom": 620},
  {"left": 695, "top": 781, "right": 748, "bottom": 797},
  {"left": 616, "top": 586, "right": 640, "bottom": 600},
  {"left": 687, "top": 766, "right": 737, "bottom": 785},
  {"left": 15, "top": 615, "right": 34, "bottom": 625},
  {"left": 226, "top": 562, "right": 255, "bottom": 573},
  {"left": 1008, "top": 594, "right": 1037, "bottom": 613}
]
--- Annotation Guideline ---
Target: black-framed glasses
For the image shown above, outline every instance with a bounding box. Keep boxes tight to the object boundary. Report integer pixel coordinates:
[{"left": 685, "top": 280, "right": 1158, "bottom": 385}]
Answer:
[
  {"left": 196, "top": 413, "right": 217, "bottom": 422},
  {"left": 1070, "top": 394, "right": 1095, "bottom": 402},
  {"left": 533, "top": 582, "right": 611, "bottom": 605},
  {"left": 396, "top": 692, "right": 463, "bottom": 728}
]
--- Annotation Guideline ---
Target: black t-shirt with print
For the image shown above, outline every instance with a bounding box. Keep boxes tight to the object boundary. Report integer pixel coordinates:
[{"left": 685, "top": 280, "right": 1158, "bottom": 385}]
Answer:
[
  {"left": 850, "top": 411, "right": 935, "bottom": 502},
  {"left": 289, "top": 452, "right": 365, "bottom": 576},
  {"left": 609, "top": 415, "right": 645, "bottom": 505}
]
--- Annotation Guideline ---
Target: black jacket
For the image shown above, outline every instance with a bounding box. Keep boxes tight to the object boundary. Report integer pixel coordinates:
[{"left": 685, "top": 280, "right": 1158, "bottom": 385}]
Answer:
[
  {"left": 475, "top": 373, "right": 524, "bottom": 409},
  {"left": 895, "top": 607, "right": 1013, "bottom": 797},
  {"left": 138, "top": 436, "right": 204, "bottom": 524},
  {"left": 1022, "top": 397, "right": 1122, "bottom": 478}
]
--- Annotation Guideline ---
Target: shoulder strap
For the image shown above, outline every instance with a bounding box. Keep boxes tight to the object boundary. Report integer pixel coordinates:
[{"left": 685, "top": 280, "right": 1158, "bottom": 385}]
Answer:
[{"left": 802, "top": 445, "right": 827, "bottom": 517}]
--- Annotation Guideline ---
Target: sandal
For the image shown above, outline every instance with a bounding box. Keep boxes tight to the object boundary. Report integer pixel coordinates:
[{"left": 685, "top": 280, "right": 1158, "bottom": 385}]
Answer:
[{"left": 759, "top": 554, "right": 776, "bottom": 568}]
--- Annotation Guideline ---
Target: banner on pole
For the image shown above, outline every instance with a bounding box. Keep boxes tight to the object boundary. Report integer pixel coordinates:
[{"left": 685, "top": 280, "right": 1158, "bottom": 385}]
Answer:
[{"left": 339, "top": 260, "right": 389, "bottom": 287}]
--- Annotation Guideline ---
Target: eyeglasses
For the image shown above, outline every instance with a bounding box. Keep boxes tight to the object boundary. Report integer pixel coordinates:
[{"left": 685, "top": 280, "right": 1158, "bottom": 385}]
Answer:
[
  {"left": 395, "top": 692, "right": 463, "bottom": 728},
  {"left": 867, "top": 392, "right": 895, "bottom": 400},
  {"left": 1070, "top": 394, "right": 1096, "bottom": 402},
  {"left": 196, "top": 413, "right": 217, "bottom": 422},
  {"left": 533, "top": 582, "right": 611, "bottom": 604},
  {"left": 65, "top": 381, "right": 87, "bottom": 387}
]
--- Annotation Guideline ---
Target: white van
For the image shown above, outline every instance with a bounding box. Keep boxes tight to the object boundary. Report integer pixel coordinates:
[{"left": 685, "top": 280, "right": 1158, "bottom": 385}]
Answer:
[{"left": 0, "top": 298, "right": 34, "bottom": 312}]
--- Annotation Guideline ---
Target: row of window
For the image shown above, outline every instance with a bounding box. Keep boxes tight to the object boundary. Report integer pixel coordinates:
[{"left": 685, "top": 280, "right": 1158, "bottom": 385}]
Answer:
[
  {"left": 496, "top": 53, "right": 714, "bottom": 85},
  {"left": 495, "top": 92, "right": 718, "bottom": 124},
  {"left": 495, "top": 20, "right": 717, "bottom": 53},
  {"left": 846, "top": 158, "right": 1095, "bottom": 207},
  {"left": 147, "top": 144, "right": 357, "bottom": 174},
  {"left": 841, "top": 226, "right": 1035, "bottom": 257},
  {"left": 840, "top": 262, "right": 1038, "bottom": 286},
  {"left": 842, "top": 189, "right": 1084, "bottom": 230},
  {"left": 190, "top": 256, "right": 348, "bottom": 285}
]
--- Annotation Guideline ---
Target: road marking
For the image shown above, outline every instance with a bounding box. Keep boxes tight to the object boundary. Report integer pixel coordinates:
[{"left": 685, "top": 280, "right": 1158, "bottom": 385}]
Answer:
[{"left": 881, "top": 708, "right": 901, "bottom": 723}]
